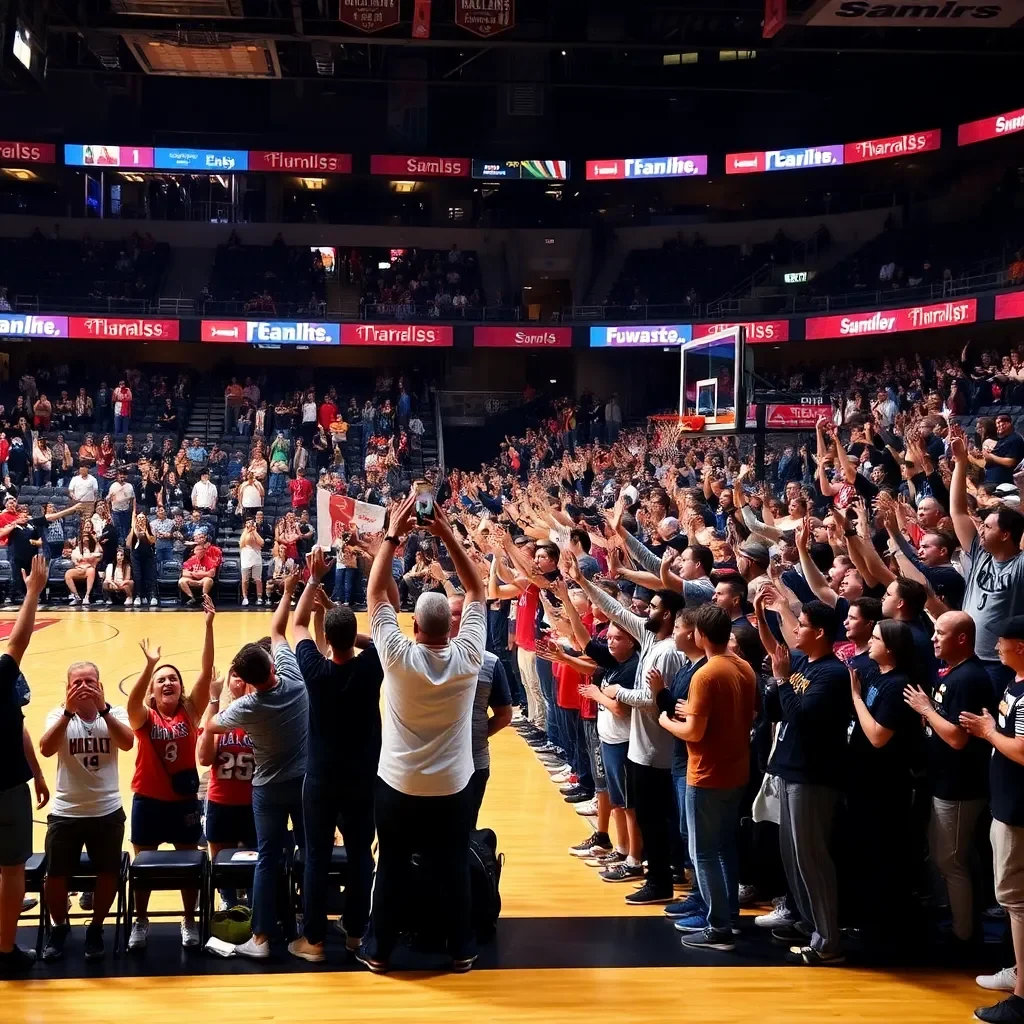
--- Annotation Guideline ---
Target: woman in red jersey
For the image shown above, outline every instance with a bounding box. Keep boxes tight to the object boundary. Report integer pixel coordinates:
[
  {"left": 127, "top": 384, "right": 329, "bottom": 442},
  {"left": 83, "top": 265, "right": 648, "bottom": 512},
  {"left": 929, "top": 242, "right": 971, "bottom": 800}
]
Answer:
[
  {"left": 197, "top": 668, "right": 256, "bottom": 909},
  {"left": 125, "top": 597, "right": 216, "bottom": 951}
]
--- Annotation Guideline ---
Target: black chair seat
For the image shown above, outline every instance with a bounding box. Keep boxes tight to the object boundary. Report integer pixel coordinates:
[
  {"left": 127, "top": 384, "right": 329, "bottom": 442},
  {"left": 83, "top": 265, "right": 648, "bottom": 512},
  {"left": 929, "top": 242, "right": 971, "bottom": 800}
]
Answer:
[
  {"left": 24, "top": 853, "right": 46, "bottom": 890},
  {"left": 70, "top": 850, "right": 129, "bottom": 890},
  {"left": 130, "top": 849, "right": 207, "bottom": 888},
  {"left": 211, "top": 849, "right": 257, "bottom": 888}
]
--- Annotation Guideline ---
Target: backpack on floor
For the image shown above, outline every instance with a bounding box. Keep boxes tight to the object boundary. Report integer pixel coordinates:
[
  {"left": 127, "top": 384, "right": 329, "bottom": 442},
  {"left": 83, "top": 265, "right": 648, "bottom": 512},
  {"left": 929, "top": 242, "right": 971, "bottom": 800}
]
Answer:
[{"left": 469, "top": 827, "right": 503, "bottom": 942}]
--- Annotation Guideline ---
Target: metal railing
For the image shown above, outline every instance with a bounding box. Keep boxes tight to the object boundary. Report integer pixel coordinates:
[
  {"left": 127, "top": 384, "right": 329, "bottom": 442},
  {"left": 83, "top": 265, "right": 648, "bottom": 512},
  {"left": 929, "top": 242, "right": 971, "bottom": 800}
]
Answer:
[
  {"left": 362, "top": 302, "right": 522, "bottom": 322},
  {"left": 433, "top": 388, "right": 445, "bottom": 477},
  {"left": 7, "top": 262, "right": 1020, "bottom": 326}
]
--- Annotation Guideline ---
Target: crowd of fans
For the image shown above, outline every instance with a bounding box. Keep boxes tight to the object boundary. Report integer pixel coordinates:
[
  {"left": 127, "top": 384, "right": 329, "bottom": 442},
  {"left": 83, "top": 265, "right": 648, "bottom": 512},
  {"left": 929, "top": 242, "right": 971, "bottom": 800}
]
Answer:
[
  {"left": 0, "top": 230, "right": 169, "bottom": 311},
  {"left": 358, "top": 245, "right": 484, "bottom": 320},
  {"left": 7, "top": 334, "right": 1024, "bottom": 1023}
]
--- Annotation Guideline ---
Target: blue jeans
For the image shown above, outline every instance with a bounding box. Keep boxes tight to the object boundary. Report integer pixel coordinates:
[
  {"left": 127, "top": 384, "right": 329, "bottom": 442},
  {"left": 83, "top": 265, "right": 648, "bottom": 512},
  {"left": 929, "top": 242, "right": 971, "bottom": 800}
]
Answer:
[
  {"left": 535, "top": 657, "right": 560, "bottom": 751},
  {"left": 331, "top": 566, "right": 359, "bottom": 605},
  {"left": 155, "top": 539, "right": 174, "bottom": 563},
  {"left": 268, "top": 473, "right": 286, "bottom": 494},
  {"left": 114, "top": 414, "right": 129, "bottom": 435},
  {"left": 251, "top": 776, "right": 305, "bottom": 939},
  {"left": 672, "top": 773, "right": 694, "bottom": 872},
  {"left": 113, "top": 509, "right": 132, "bottom": 544},
  {"left": 685, "top": 784, "right": 743, "bottom": 932},
  {"left": 302, "top": 777, "right": 375, "bottom": 945}
]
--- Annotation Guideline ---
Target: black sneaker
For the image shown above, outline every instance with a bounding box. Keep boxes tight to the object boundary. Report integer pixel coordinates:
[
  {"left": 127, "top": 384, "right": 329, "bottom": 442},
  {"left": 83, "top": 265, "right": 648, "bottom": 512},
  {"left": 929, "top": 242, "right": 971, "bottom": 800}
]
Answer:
[
  {"left": 84, "top": 924, "right": 105, "bottom": 962},
  {"left": 559, "top": 783, "right": 583, "bottom": 796},
  {"left": 785, "top": 945, "right": 845, "bottom": 967},
  {"left": 42, "top": 923, "right": 70, "bottom": 961},
  {"left": 975, "top": 995, "right": 1024, "bottom": 1022},
  {"left": 0, "top": 945, "right": 37, "bottom": 974},
  {"left": 680, "top": 927, "right": 736, "bottom": 952},
  {"left": 772, "top": 923, "right": 812, "bottom": 944},
  {"left": 354, "top": 946, "right": 390, "bottom": 974},
  {"left": 624, "top": 881, "right": 673, "bottom": 905},
  {"left": 564, "top": 789, "right": 595, "bottom": 804},
  {"left": 569, "top": 832, "right": 612, "bottom": 858},
  {"left": 452, "top": 955, "right": 477, "bottom": 974}
]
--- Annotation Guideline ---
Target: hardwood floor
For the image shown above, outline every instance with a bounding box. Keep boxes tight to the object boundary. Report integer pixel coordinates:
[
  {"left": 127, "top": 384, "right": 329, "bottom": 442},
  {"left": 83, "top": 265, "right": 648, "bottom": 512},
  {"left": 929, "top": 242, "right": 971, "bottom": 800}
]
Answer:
[{"left": 4, "top": 610, "right": 997, "bottom": 1022}]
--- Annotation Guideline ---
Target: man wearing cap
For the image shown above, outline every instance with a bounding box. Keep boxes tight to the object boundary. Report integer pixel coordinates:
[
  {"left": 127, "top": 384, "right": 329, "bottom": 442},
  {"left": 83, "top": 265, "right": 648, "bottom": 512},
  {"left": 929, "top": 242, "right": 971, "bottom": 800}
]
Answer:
[
  {"left": 737, "top": 541, "right": 771, "bottom": 603},
  {"left": 996, "top": 484, "right": 1022, "bottom": 508},
  {"left": 961, "top": 615, "right": 1024, "bottom": 1023}
]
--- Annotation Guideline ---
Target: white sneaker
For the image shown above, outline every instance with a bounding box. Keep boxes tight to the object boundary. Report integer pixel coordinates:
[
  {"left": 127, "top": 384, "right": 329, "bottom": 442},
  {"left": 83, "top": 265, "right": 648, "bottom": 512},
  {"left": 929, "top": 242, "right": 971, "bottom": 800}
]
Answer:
[
  {"left": 133, "top": 596, "right": 141, "bottom": 606},
  {"left": 545, "top": 762, "right": 571, "bottom": 775},
  {"left": 241, "top": 597, "right": 249, "bottom": 606},
  {"left": 287, "top": 938, "right": 325, "bottom": 962},
  {"left": 550, "top": 770, "right": 573, "bottom": 785},
  {"left": 235, "top": 936, "right": 270, "bottom": 959},
  {"left": 68, "top": 595, "right": 79, "bottom": 604},
  {"left": 977, "top": 966, "right": 1017, "bottom": 991},
  {"left": 574, "top": 798, "right": 599, "bottom": 816},
  {"left": 755, "top": 897, "right": 798, "bottom": 929},
  {"left": 180, "top": 920, "right": 200, "bottom": 948},
  {"left": 150, "top": 597, "right": 158, "bottom": 607},
  {"left": 738, "top": 883, "right": 758, "bottom": 906},
  {"left": 128, "top": 917, "right": 150, "bottom": 950},
  {"left": 82, "top": 596, "right": 90, "bottom": 606},
  {"left": 257, "top": 597, "right": 264, "bottom": 606}
]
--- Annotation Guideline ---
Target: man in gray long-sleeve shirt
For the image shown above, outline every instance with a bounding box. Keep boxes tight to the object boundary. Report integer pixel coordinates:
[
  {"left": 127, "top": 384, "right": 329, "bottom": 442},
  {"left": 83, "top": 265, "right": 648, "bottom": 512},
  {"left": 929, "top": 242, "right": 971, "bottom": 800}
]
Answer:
[{"left": 573, "top": 565, "right": 685, "bottom": 904}]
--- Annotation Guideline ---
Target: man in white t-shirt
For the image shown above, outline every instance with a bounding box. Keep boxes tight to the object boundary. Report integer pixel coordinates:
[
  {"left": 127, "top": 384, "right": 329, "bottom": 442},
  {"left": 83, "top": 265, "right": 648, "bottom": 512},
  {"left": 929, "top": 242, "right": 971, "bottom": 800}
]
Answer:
[
  {"left": 191, "top": 469, "right": 218, "bottom": 513},
  {"left": 358, "top": 494, "right": 486, "bottom": 976},
  {"left": 107, "top": 469, "right": 135, "bottom": 544},
  {"left": 67, "top": 465, "right": 99, "bottom": 508},
  {"left": 37, "top": 662, "right": 134, "bottom": 962}
]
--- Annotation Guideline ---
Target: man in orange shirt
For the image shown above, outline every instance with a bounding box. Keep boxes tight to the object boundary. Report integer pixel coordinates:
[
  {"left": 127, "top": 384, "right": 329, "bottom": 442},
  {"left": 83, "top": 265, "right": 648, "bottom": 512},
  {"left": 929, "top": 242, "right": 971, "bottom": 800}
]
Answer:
[
  {"left": 178, "top": 538, "right": 222, "bottom": 606},
  {"left": 657, "top": 602, "right": 755, "bottom": 952}
]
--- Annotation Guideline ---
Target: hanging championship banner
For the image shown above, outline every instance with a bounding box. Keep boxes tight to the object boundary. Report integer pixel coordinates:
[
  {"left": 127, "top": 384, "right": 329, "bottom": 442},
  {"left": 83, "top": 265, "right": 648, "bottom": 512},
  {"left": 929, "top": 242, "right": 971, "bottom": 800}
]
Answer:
[
  {"left": 339, "top": 0, "right": 400, "bottom": 33},
  {"left": 455, "top": 0, "right": 514, "bottom": 37},
  {"left": 412, "top": 0, "right": 432, "bottom": 37}
]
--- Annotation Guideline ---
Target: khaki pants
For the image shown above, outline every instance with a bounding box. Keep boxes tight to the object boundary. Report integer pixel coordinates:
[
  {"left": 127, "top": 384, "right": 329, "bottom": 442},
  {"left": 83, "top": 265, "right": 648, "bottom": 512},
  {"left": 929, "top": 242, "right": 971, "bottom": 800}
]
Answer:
[
  {"left": 517, "top": 647, "right": 545, "bottom": 731},
  {"left": 992, "top": 818, "right": 1024, "bottom": 922},
  {"left": 930, "top": 796, "right": 985, "bottom": 940}
]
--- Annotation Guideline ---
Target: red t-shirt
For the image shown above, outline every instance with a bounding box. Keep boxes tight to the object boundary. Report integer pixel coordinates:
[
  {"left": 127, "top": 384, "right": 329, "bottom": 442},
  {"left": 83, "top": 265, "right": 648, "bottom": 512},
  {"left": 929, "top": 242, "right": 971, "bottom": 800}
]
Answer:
[
  {"left": 289, "top": 477, "right": 314, "bottom": 508},
  {"left": 203, "top": 727, "right": 255, "bottom": 806},
  {"left": 515, "top": 585, "right": 539, "bottom": 651},
  {"left": 318, "top": 402, "right": 337, "bottom": 430},
  {"left": 554, "top": 661, "right": 584, "bottom": 711},
  {"left": 183, "top": 546, "right": 221, "bottom": 575},
  {"left": 132, "top": 705, "right": 197, "bottom": 802},
  {"left": 0, "top": 510, "right": 17, "bottom": 547}
]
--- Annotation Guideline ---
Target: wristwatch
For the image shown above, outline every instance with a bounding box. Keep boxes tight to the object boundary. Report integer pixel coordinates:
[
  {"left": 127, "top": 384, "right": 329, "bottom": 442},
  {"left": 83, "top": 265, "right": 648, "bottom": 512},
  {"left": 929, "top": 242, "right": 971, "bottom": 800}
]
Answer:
[
  {"left": 99, "top": 703, "right": 112, "bottom": 717},
  {"left": 62, "top": 708, "right": 74, "bottom": 719},
  {"left": 384, "top": 534, "right": 401, "bottom": 545}
]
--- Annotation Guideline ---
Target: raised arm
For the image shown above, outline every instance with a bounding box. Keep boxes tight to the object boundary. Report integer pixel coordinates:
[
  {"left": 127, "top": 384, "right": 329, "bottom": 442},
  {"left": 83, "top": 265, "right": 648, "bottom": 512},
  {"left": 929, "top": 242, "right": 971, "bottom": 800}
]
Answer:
[
  {"left": 947, "top": 424, "right": 978, "bottom": 552},
  {"left": 127, "top": 638, "right": 161, "bottom": 731},
  {"left": 270, "top": 570, "right": 300, "bottom": 647},
  {"left": 293, "top": 548, "right": 328, "bottom": 645},
  {"left": 367, "top": 493, "right": 416, "bottom": 621},
  {"left": 5, "top": 555, "right": 47, "bottom": 666},
  {"left": 429, "top": 505, "right": 484, "bottom": 605},
  {"left": 752, "top": 587, "right": 781, "bottom": 659},
  {"left": 196, "top": 673, "right": 225, "bottom": 768},
  {"left": 566, "top": 551, "right": 646, "bottom": 643},
  {"left": 187, "top": 595, "right": 216, "bottom": 717},
  {"left": 795, "top": 516, "right": 837, "bottom": 607}
]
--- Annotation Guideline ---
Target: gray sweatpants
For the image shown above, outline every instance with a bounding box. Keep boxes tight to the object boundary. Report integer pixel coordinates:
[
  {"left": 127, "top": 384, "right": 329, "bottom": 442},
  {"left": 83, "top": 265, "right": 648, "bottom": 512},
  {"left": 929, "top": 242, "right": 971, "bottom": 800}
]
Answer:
[
  {"left": 930, "top": 796, "right": 986, "bottom": 940},
  {"left": 778, "top": 779, "right": 841, "bottom": 955}
]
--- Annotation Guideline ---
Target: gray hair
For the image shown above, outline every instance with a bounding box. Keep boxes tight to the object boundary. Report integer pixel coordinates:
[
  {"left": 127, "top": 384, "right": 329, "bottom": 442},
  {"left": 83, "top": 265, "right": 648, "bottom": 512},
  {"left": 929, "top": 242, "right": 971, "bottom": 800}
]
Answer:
[
  {"left": 67, "top": 661, "right": 100, "bottom": 680},
  {"left": 414, "top": 591, "right": 452, "bottom": 639}
]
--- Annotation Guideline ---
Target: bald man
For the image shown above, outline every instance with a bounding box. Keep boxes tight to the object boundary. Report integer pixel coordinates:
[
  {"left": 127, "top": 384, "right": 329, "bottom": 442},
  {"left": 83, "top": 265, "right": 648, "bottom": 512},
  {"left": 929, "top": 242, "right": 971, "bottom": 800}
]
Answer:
[{"left": 904, "top": 611, "right": 993, "bottom": 942}]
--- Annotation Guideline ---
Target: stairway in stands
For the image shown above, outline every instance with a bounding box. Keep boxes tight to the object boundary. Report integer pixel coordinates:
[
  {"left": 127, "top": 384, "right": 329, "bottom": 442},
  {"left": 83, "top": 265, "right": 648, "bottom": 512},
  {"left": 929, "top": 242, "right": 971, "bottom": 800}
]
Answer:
[{"left": 184, "top": 388, "right": 219, "bottom": 445}]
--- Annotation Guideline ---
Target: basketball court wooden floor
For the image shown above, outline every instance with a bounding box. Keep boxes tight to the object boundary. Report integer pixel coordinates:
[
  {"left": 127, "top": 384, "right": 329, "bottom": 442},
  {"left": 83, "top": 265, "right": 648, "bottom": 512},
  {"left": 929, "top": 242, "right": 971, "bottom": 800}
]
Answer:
[{"left": 0, "top": 610, "right": 1001, "bottom": 1022}]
